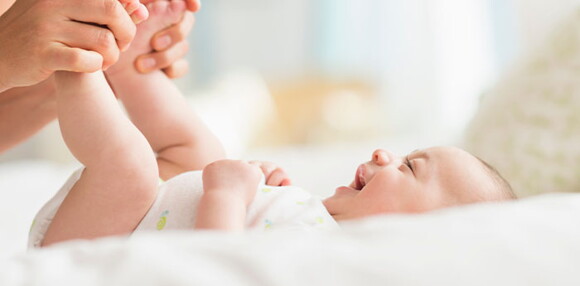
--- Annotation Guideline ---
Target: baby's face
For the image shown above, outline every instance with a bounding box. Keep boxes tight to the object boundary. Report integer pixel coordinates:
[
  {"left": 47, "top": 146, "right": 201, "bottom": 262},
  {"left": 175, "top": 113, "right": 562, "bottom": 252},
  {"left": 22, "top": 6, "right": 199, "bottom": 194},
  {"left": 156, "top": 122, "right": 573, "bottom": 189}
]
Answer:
[{"left": 323, "top": 146, "right": 497, "bottom": 221}]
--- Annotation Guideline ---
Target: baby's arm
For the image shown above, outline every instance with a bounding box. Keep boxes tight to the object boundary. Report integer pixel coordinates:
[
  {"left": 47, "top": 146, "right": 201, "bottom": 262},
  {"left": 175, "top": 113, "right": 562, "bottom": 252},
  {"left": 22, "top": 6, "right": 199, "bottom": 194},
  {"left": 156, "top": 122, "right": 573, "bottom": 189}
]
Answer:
[
  {"left": 195, "top": 160, "right": 262, "bottom": 231},
  {"left": 106, "top": 0, "right": 225, "bottom": 181}
]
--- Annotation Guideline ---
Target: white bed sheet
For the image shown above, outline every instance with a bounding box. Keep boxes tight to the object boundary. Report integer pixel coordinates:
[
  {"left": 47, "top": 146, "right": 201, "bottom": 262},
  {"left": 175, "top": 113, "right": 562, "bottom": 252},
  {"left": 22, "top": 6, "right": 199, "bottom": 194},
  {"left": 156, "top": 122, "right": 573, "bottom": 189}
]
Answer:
[
  {"left": 1, "top": 193, "right": 580, "bottom": 286},
  {"left": 3, "top": 141, "right": 580, "bottom": 286},
  {"left": 0, "top": 161, "right": 79, "bottom": 260}
]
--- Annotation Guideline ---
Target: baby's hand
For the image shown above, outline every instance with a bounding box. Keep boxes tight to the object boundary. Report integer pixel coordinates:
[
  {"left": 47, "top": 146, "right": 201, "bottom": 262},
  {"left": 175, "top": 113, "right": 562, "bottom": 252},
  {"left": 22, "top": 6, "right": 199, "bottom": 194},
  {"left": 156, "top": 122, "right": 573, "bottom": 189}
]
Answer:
[
  {"left": 249, "top": 161, "right": 292, "bottom": 186},
  {"left": 202, "top": 160, "right": 263, "bottom": 206}
]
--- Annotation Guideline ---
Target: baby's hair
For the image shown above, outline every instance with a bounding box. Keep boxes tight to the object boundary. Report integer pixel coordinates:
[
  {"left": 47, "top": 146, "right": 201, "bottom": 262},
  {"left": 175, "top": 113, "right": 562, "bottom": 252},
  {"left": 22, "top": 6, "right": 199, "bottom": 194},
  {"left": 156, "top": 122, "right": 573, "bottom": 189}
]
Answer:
[{"left": 475, "top": 156, "right": 517, "bottom": 200}]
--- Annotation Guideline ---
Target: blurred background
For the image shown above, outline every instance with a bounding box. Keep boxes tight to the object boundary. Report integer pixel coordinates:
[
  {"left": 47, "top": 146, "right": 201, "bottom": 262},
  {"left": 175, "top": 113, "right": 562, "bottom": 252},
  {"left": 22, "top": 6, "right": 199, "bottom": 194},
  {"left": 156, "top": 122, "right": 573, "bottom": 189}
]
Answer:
[
  {"left": 1, "top": 0, "right": 579, "bottom": 192},
  {"left": 178, "top": 0, "right": 577, "bottom": 146}
]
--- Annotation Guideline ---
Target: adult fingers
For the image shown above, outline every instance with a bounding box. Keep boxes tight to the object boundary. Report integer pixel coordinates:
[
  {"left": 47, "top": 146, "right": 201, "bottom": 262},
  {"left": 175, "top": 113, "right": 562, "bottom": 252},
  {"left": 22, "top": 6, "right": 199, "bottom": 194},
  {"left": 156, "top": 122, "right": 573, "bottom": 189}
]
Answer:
[
  {"left": 135, "top": 40, "right": 189, "bottom": 73},
  {"left": 151, "top": 12, "right": 194, "bottom": 51},
  {"left": 62, "top": 0, "right": 136, "bottom": 51},
  {"left": 57, "top": 21, "right": 120, "bottom": 69},
  {"left": 45, "top": 43, "right": 103, "bottom": 73},
  {"left": 162, "top": 59, "right": 189, "bottom": 79}
]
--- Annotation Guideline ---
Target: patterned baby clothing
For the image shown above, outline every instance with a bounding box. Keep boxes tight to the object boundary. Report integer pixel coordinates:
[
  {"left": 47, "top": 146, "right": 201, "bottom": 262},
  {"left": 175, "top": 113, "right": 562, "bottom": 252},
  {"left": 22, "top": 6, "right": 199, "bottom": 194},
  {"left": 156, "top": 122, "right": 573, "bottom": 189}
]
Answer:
[{"left": 29, "top": 169, "right": 339, "bottom": 248}]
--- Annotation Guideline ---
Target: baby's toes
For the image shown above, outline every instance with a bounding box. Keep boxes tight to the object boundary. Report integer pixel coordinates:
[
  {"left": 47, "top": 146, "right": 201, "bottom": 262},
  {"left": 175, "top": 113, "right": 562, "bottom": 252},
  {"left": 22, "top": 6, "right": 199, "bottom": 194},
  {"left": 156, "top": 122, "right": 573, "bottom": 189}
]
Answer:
[
  {"left": 119, "top": 0, "right": 149, "bottom": 24},
  {"left": 147, "top": 0, "right": 187, "bottom": 27},
  {"left": 119, "top": 0, "right": 139, "bottom": 14},
  {"left": 131, "top": 4, "right": 150, "bottom": 24}
]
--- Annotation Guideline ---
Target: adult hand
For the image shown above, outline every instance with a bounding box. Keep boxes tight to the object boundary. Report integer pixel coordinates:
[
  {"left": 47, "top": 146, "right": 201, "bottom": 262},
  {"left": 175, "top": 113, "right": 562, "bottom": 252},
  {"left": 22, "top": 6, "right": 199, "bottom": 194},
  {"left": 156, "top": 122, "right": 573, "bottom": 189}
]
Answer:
[
  {"left": 135, "top": 0, "right": 200, "bottom": 78},
  {"left": 0, "top": 0, "right": 138, "bottom": 92}
]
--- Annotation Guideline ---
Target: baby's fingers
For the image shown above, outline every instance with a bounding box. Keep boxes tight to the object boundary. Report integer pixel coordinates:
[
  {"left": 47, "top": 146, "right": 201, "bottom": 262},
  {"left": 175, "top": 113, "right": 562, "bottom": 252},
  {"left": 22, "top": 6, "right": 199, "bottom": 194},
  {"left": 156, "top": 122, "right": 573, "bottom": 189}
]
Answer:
[
  {"left": 266, "top": 168, "right": 291, "bottom": 187},
  {"left": 249, "top": 161, "right": 275, "bottom": 176}
]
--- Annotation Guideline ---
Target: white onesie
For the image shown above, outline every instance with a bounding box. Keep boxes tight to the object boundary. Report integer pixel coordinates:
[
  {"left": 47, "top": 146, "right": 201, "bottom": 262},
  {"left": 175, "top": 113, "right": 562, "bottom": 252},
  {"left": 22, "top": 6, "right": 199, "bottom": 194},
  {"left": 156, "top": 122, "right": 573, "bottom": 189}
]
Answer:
[{"left": 28, "top": 169, "right": 339, "bottom": 248}]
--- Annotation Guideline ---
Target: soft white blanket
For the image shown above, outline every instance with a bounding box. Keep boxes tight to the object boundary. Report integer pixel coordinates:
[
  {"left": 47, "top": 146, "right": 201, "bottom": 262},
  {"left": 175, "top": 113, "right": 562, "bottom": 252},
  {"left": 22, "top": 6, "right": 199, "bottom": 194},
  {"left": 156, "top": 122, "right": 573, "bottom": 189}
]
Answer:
[{"left": 2, "top": 193, "right": 580, "bottom": 286}]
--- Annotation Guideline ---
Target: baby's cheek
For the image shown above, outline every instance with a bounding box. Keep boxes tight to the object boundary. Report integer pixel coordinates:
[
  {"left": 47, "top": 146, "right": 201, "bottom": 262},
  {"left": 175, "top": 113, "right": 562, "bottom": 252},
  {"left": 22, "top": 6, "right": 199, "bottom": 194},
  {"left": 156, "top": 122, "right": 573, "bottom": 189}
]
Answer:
[{"left": 370, "top": 171, "right": 400, "bottom": 189}]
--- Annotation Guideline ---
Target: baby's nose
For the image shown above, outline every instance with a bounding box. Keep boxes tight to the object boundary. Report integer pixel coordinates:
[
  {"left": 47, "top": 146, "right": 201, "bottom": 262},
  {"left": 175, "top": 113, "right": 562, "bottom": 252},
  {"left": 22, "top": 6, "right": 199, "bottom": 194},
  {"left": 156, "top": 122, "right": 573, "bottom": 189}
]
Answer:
[{"left": 372, "top": 149, "right": 396, "bottom": 166}]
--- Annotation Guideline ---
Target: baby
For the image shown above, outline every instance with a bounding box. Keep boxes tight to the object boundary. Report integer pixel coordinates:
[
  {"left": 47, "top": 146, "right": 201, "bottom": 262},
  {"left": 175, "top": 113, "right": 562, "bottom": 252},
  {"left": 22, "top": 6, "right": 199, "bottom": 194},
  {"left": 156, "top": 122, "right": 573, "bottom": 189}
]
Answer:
[
  {"left": 28, "top": 1, "right": 516, "bottom": 247},
  {"left": 193, "top": 146, "right": 515, "bottom": 230}
]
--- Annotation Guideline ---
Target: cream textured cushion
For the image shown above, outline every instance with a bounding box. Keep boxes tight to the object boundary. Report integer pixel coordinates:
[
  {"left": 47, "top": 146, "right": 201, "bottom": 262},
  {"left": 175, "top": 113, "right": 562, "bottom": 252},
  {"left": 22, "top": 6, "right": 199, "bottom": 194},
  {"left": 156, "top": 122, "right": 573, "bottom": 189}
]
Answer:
[{"left": 463, "top": 9, "right": 580, "bottom": 197}]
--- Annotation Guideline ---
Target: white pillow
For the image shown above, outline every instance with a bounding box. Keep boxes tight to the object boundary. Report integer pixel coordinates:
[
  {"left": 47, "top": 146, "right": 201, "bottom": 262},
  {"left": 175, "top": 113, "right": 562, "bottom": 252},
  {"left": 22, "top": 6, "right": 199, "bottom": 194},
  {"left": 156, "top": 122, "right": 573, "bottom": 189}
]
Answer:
[{"left": 463, "top": 9, "right": 580, "bottom": 197}]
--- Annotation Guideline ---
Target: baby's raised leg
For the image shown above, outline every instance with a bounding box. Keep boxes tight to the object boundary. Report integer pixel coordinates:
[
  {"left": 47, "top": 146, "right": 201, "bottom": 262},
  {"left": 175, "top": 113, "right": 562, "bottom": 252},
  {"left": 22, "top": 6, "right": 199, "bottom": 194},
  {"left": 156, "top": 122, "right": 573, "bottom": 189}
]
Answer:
[
  {"left": 43, "top": 72, "right": 158, "bottom": 245},
  {"left": 106, "top": 0, "right": 187, "bottom": 73},
  {"left": 42, "top": 71, "right": 159, "bottom": 246},
  {"left": 41, "top": 0, "right": 157, "bottom": 246},
  {"left": 106, "top": 0, "right": 226, "bottom": 180}
]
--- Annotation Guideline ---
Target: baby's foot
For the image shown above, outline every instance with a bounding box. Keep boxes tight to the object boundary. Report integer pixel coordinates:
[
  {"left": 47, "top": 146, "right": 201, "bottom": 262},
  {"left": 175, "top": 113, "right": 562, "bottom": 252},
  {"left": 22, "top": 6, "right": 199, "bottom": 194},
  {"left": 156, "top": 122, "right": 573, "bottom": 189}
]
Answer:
[
  {"left": 106, "top": 0, "right": 187, "bottom": 78},
  {"left": 54, "top": 0, "right": 149, "bottom": 96}
]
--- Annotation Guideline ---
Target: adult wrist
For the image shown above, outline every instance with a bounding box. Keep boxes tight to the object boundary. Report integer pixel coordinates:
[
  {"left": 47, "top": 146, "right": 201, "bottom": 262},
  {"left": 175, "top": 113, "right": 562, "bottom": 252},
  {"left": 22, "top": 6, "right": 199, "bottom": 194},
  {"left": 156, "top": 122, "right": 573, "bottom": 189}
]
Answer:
[{"left": 3, "top": 77, "right": 57, "bottom": 110}]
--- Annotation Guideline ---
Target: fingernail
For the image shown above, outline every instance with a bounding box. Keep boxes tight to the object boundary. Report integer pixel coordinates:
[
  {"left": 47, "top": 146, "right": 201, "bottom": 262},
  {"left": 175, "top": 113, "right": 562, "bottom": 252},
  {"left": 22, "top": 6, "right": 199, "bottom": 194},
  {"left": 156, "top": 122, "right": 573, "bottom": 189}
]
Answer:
[
  {"left": 140, "top": 58, "right": 156, "bottom": 71},
  {"left": 155, "top": 35, "right": 172, "bottom": 50},
  {"left": 131, "top": 13, "right": 144, "bottom": 24}
]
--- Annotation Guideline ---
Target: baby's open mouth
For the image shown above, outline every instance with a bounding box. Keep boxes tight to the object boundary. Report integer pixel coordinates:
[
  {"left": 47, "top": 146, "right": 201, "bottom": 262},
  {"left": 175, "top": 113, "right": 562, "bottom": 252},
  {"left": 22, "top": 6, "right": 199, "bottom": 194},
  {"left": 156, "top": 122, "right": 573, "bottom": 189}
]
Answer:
[{"left": 353, "top": 165, "right": 366, "bottom": 191}]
